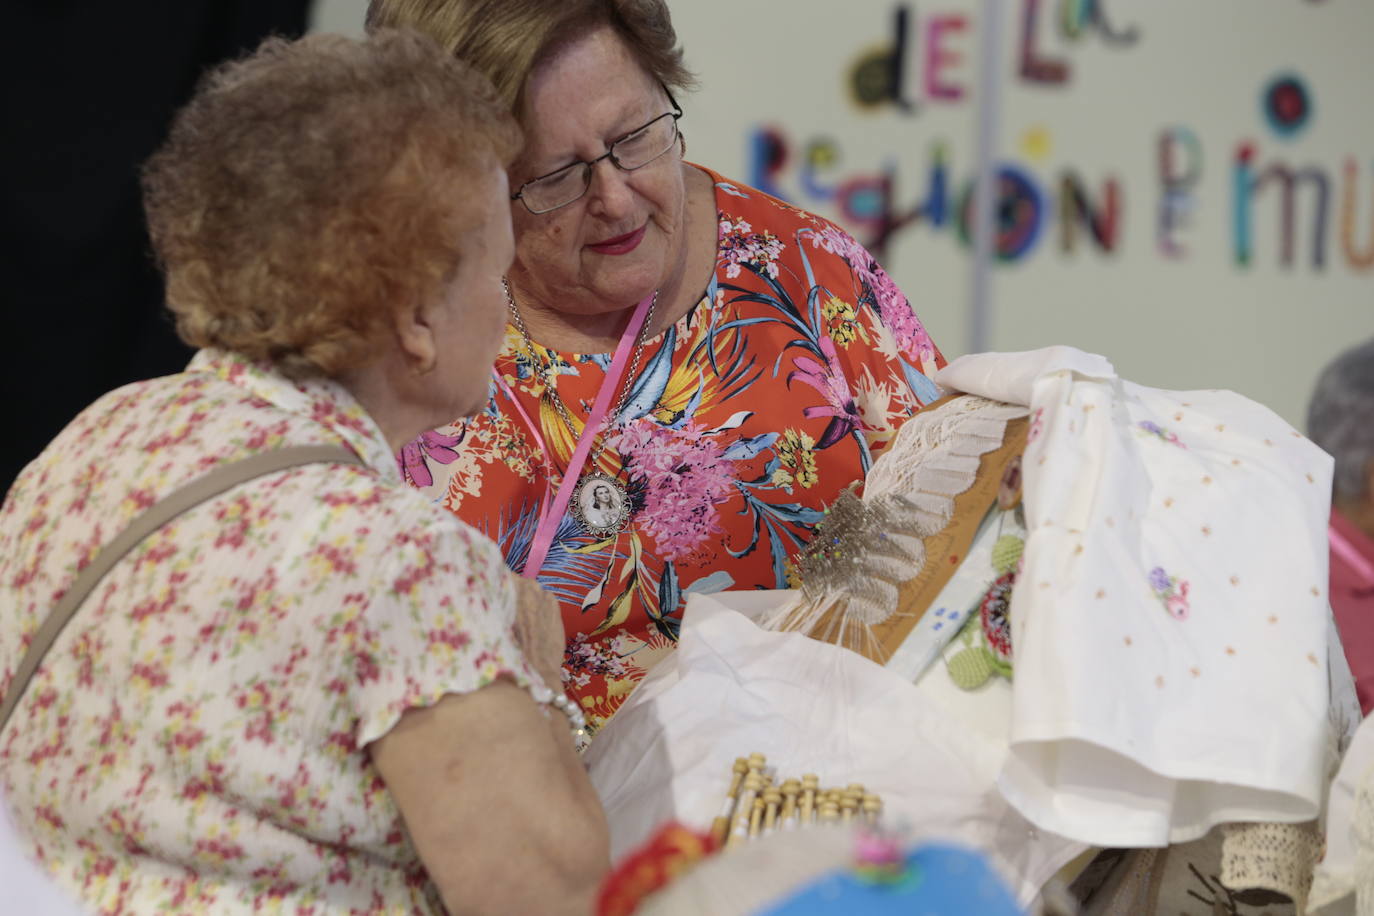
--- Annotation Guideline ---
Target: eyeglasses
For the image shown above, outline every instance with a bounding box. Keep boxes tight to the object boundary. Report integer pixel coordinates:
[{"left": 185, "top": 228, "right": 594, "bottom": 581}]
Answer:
[{"left": 511, "top": 91, "right": 684, "bottom": 215}]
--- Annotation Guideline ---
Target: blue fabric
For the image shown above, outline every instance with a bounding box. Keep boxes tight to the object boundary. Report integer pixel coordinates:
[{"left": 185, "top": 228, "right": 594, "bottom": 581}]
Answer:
[{"left": 756, "top": 842, "right": 1023, "bottom": 916}]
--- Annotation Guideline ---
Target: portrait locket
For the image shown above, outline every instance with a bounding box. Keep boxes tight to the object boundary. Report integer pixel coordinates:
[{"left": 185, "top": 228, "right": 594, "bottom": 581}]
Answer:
[{"left": 570, "top": 469, "right": 632, "bottom": 538}]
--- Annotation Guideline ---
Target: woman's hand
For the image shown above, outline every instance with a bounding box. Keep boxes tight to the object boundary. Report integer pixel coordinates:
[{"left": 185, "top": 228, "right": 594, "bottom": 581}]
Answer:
[{"left": 511, "top": 574, "right": 566, "bottom": 690}]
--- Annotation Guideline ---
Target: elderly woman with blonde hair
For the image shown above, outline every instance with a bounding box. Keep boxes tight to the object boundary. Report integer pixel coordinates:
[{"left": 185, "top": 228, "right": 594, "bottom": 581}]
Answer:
[
  {"left": 0, "top": 30, "right": 606, "bottom": 915},
  {"left": 367, "top": 0, "right": 947, "bottom": 733}
]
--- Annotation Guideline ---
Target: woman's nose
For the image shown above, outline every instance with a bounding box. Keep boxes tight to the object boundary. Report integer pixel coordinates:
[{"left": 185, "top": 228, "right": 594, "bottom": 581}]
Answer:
[{"left": 585, "top": 158, "right": 636, "bottom": 218}]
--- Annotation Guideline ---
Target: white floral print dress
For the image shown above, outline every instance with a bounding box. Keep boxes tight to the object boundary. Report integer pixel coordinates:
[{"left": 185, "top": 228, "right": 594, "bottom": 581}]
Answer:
[{"left": 0, "top": 349, "right": 537, "bottom": 914}]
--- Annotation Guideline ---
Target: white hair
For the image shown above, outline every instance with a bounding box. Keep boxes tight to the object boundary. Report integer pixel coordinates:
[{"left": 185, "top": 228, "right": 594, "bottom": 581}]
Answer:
[{"left": 1307, "top": 337, "right": 1374, "bottom": 504}]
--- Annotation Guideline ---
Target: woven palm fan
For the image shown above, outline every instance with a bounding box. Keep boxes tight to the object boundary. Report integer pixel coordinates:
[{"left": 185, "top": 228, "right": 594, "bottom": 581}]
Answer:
[{"left": 760, "top": 394, "right": 1029, "bottom": 663}]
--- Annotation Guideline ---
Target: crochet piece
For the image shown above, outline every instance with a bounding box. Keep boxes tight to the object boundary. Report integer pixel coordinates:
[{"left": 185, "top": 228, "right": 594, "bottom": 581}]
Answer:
[{"left": 1219, "top": 821, "right": 1323, "bottom": 912}]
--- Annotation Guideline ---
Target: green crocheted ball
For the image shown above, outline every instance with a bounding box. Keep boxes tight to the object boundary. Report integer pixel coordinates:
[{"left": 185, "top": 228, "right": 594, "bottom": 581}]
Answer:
[{"left": 991, "top": 534, "right": 1024, "bottom": 575}]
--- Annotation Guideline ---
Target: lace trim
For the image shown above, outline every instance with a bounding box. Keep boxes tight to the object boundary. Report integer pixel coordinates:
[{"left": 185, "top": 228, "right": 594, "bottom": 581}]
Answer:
[
  {"left": 761, "top": 395, "right": 1028, "bottom": 652},
  {"left": 1219, "top": 821, "right": 1322, "bottom": 911}
]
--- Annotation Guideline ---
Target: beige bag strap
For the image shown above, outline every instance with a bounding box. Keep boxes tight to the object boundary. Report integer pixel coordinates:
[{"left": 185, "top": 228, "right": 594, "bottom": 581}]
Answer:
[{"left": 0, "top": 444, "right": 364, "bottom": 734}]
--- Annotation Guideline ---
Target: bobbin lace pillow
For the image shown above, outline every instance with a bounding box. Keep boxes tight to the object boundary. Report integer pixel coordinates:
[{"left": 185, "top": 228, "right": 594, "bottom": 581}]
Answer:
[{"left": 761, "top": 395, "right": 1028, "bottom": 652}]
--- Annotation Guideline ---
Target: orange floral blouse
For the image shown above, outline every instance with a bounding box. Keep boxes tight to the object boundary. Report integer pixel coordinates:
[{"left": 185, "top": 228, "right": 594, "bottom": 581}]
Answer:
[{"left": 404, "top": 167, "right": 945, "bottom": 731}]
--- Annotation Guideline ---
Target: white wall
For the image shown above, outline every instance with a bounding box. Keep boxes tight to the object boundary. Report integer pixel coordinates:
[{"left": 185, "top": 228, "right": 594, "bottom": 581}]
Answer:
[{"left": 312, "top": 0, "right": 1374, "bottom": 426}]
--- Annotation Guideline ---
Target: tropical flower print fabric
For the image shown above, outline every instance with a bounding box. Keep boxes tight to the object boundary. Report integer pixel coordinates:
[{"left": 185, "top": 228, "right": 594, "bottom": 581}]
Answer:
[
  {"left": 0, "top": 350, "right": 535, "bottom": 914},
  {"left": 404, "top": 167, "right": 944, "bottom": 731}
]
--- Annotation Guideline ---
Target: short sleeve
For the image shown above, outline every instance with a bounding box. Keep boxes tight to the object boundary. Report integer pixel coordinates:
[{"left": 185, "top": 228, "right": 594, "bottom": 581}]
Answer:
[{"left": 346, "top": 500, "right": 540, "bottom": 748}]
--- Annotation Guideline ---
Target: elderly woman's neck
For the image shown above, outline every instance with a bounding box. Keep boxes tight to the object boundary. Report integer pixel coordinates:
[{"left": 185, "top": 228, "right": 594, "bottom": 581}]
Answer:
[
  {"left": 508, "top": 294, "right": 676, "bottom": 354},
  {"left": 338, "top": 364, "right": 443, "bottom": 456}
]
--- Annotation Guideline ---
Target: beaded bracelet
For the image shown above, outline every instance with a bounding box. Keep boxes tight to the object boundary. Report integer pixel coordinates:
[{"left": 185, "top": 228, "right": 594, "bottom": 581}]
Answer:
[{"left": 530, "top": 681, "right": 590, "bottom": 750}]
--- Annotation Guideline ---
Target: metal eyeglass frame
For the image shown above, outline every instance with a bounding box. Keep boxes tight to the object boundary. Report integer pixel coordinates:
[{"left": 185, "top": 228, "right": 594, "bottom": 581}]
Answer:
[{"left": 510, "top": 87, "right": 684, "bottom": 215}]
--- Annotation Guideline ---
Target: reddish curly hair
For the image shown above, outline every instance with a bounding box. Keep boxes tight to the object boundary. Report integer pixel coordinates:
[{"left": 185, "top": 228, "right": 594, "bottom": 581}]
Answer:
[{"left": 142, "top": 29, "right": 521, "bottom": 379}]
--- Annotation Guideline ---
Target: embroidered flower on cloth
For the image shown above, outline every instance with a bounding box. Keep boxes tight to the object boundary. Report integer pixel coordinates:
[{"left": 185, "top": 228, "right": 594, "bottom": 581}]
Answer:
[
  {"left": 1149, "top": 566, "right": 1191, "bottom": 620},
  {"left": 1137, "top": 420, "right": 1186, "bottom": 449},
  {"left": 947, "top": 570, "right": 1017, "bottom": 691},
  {"left": 979, "top": 573, "right": 1016, "bottom": 662}
]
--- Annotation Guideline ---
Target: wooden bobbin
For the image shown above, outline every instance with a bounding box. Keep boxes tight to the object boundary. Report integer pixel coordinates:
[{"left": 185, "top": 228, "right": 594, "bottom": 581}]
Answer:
[
  {"left": 726, "top": 772, "right": 763, "bottom": 849},
  {"left": 727, "top": 758, "right": 750, "bottom": 797},
  {"left": 748, "top": 796, "right": 766, "bottom": 838},
  {"left": 779, "top": 779, "right": 800, "bottom": 827},
  {"left": 710, "top": 757, "right": 751, "bottom": 846},
  {"left": 762, "top": 786, "right": 782, "bottom": 833},
  {"left": 839, "top": 791, "right": 860, "bottom": 824},
  {"left": 818, "top": 800, "right": 841, "bottom": 825},
  {"left": 800, "top": 774, "right": 819, "bottom": 824},
  {"left": 862, "top": 794, "right": 882, "bottom": 825}
]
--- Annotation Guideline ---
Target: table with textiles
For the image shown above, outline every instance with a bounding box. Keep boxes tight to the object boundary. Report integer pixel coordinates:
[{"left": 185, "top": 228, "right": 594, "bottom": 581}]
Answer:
[{"left": 584, "top": 348, "right": 1360, "bottom": 915}]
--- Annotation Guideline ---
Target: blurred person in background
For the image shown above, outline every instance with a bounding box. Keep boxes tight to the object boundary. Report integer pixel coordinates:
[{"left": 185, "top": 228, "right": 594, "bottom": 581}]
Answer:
[{"left": 1308, "top": 337, "right": 1374, "bottom": 715}]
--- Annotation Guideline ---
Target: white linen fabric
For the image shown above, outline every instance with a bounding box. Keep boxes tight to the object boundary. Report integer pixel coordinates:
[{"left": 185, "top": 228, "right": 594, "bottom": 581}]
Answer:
[
  {"left": 1309, "top": 712, "right": 1374, "bottom": 915},
  {"left": 936, "top": 349, "right": 1335, "bottom": 847},
  {"left": 584, "top": 594, "right": 1087, "bottom": 906},
  {"left": 933, "top": 345, "right": 1114, "bottom": 408}
]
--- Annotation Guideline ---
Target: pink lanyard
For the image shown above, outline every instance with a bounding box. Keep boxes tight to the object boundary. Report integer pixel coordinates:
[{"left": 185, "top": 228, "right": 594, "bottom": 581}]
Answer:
[
  {"left": 1330, "top": 524, "right": 1374, "bottom": 584},
  {"left": 500, "top": 292, "right": 655, "bottom": 579}
]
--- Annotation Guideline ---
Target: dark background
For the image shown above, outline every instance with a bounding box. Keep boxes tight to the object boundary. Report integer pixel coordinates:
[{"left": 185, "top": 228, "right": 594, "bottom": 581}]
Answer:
[{"left": 1, "top": 2, "right": 312, "bottom": 496}]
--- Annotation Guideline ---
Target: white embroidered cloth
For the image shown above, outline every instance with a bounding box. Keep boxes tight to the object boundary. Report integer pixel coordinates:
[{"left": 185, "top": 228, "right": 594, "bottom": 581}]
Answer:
[
  {"left": 937, "top": 349, "right": 1334, "bottom": 847},
  {"left": 1309, "top": 712, "right": 1374, "bottom": 915},
  {"left": 584, "top": 594, "right": 1087, "bottom": 906}
]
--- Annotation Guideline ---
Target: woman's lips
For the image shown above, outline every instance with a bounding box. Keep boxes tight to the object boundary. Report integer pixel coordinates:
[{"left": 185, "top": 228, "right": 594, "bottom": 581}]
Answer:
[{"left": 587, "top": 224, "right": 647, "bottom": 255}]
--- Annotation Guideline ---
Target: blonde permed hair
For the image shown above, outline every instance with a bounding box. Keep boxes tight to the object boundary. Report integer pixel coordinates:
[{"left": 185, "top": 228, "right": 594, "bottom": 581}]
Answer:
[
  {"left": 142, "top": 29, "right": 520, "bottom": 379},
  {"left": 364, "top": 0, "right": 695, "bottom": 117}
]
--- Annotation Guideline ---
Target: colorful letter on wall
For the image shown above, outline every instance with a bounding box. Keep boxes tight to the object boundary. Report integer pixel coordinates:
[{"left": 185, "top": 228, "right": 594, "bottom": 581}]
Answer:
[
  {"left": 957, "top": 165, "right": 1047, "bottom": 261},
  {"left": 849, "top": 5, "right": 915, "bottom": 112},
  {"left": 1234, "top": 142, "right": 1331, "bottom": 270},
  {"left": 1059, "top": 171, "right": 1121, "bottom": 254},
  {"left": 925, "top": 15, "right": 969, "bottom": 101},
  {"left": 1020, "top": 0, "right": 1070, "bottom": 83},
  {"left": 748, "top": 126, "right": 791, "bottom": 201},
  {"left": 1339, "top": 157, "right": 1374, "bottom": 270},
  {"left": 1158, "top": 127, "right": 1203, "bottom": 258}
]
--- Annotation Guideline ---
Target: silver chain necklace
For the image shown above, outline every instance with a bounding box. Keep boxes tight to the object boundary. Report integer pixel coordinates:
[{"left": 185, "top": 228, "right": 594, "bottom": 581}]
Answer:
[{"left": 502, "top": 278, "right": 658, "bottom": 537}]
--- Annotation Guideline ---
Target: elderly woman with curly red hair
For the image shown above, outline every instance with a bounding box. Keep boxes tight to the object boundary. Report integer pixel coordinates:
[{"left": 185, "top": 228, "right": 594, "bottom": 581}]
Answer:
[{"left": 0, "top": 30, "right": 606, "bottom": 915}]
